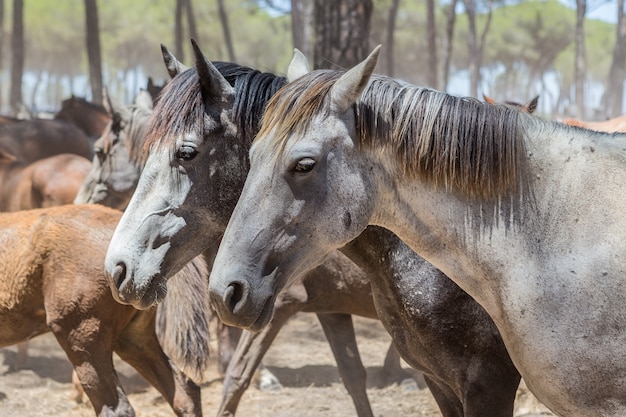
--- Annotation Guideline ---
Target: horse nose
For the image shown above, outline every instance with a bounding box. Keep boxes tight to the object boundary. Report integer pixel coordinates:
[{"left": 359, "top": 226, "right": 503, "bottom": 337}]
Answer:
[
  {"left": 224, "top": 280, "right": 247, "bottom": 315},
  {"left": 111, "top": 262, "right": 128, "bottom": 302}
]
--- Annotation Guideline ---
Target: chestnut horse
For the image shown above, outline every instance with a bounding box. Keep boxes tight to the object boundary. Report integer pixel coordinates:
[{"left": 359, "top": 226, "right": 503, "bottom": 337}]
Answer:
[
  {"left": 55, "top": 95, "right": 111, "bottom": 139},
  {"left": 0, "top": 149, "right": 91, "bottom": 212},
  {"left": 0, "top": 204, "right": 210, "bottom": 416}
]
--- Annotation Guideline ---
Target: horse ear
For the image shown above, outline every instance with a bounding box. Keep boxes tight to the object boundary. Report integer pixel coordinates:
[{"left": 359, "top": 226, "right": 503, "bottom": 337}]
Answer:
[
  {"left": 191, "top": 39, "right": 235, "bottom": 101},
  {"left": 330, "top": 45, "right": 381, "bottom": 114},
  {"left": 161, "top": 44, "right": 188, "bottom": 79},
  {"left": 0, "top": 148, "right": 16, "bottom": 162},
  {"left": 103, "top": 89, "right": 130, "bottom": 120},
  {"left": 102, "top": 88, "right": 115, "bottom": 117},
  {"left": 526, "top": 95, "right": 539, "bottom": 114},
  {"left": 483, "top": 94, "right": 496, "bottom": 104},
  {"left": 135, "top": 90, "right": 154, "bottom": 111},
  {"left": 287, "top": 48, "right": 310, "bottom": 82}
]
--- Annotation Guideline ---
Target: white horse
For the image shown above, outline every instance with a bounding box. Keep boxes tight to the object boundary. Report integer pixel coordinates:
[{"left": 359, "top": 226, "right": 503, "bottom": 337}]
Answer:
[{"left": 205, "top": 46, "right": 626, "bottom": 417}]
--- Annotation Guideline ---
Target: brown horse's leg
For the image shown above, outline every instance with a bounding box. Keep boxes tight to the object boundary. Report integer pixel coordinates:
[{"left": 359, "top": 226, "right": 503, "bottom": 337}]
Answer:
[
  {"left": 316, "top": 313, "right": 374, "bottom": 417},
  {"left": 50, "top": 325, "right": 134, "bottom": 417},
  {"left": 115, "top": 313, "right": 202, "bottom": 417},
  {"left": 219, "top": 300, "right": 301, "bottom": 417}
]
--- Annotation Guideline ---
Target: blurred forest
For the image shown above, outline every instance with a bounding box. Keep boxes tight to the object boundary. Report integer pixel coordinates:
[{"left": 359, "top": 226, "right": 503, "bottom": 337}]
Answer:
[{"left": 0, "top": 0, "right": 623, "bottom": 119}]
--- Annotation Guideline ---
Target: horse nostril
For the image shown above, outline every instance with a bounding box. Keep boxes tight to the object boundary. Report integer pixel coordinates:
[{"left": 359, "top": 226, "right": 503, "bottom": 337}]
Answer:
[
  {"left": 112, "top": 262, "right": 127, "bottom": 290},
  {"left": 224, "top": 281, "right": 245, "bottom": 314}
]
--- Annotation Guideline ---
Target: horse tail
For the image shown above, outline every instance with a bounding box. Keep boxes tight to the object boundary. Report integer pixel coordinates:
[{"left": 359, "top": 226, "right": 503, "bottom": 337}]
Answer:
[{"left": 156, "top": 255, "right": 212, "bottom": 383}]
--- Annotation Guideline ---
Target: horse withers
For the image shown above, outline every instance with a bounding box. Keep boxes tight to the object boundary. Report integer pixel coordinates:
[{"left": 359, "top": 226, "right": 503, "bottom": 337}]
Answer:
[{"left": 0, "top": 204, "right": 210, "bottom": 416}]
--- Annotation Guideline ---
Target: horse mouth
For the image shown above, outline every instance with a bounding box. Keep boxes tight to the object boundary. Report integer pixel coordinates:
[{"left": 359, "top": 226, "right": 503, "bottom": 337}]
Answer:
[
  {"left": 110, "top": 268, "right": 167, "bottom": 310},
  {"left": 248, "top": 294, "right": 275, "bottom": 331}
]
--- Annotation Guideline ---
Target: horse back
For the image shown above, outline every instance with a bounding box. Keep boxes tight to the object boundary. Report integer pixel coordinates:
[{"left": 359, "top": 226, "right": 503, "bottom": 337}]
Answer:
[{"left": 0, "top": 119, "right": 93, "bottom": 163}]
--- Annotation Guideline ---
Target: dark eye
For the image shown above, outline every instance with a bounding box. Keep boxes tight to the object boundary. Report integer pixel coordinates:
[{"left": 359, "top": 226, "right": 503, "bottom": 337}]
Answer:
[
  {"left": 177, "top": 145, "right": 198, "bottom": 161},
  {"left": 294, "top": 157, "right": 316, "bottom": 173}
]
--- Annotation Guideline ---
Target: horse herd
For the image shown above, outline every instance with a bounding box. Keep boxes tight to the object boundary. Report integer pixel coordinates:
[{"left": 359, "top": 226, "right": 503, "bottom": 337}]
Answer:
[{"left": 1, "top": 40, "right": 626, "bottom": 417}]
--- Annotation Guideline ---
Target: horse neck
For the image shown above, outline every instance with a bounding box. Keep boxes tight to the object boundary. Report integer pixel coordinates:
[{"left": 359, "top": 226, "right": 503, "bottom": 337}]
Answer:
[{"left": 340, "top": 226, "right": 411, "bottom": 278}]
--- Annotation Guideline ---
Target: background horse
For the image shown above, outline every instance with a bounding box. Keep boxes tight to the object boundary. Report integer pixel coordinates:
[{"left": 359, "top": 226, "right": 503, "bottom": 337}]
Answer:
[
  {"left": 561, "top": 113, "right": 626, "bottom": 132},
  {"left": 104, "top": 42, "right": 525, "bottom": 417},
  {"left": 78, "top": 47, "right": 414, "bottom": 417},
  {"left": 199, "top": 46, "right": 626, "bottom": 417},
  {"left": 0, "top": 96, "right": 109, "bottom": 163},
  {"left": 0, "top": 204, "right": 210, "bottom": 416},
  {"left": 0, "top": 149, "right": 91, "bottom": 212},
  {"left": 55, "top": 95, "right": 111, "bottom": 139}
]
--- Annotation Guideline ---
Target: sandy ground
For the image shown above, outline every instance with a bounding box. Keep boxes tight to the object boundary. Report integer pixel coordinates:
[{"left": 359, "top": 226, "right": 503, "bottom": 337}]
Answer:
[{"left": 0, "top": 312, "right": 554, "bottom": 417}]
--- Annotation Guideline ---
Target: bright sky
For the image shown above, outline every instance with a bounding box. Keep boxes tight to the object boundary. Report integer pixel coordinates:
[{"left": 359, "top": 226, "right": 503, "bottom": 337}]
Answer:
[{"left": 582, "top": 1, "right": 617, "bottom": 23}]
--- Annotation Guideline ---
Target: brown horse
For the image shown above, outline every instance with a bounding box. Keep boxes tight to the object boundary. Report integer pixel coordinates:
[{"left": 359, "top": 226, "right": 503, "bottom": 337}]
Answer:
[
  {"left": 561, "top": 114, "right": 626, "bottom": 132},
  {"left": 0, "top": 149, "right": 91, "bottom": 211},
  {"left": 0, "top": 96, "right": 109, "bottom": 164},
  {"left": 483, "top": 94, "right": 539, "bottom": 113},
  {"left": 55, "top": 95, "right": 111, "bottom": 139},
  {"left": 0, "top": 204, "right": 210, "bottom": 416}
]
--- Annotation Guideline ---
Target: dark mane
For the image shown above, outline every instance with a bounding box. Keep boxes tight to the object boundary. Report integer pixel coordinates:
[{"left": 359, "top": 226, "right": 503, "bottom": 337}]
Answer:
[
  {"left": 256, "top": 70, "right": 529, "bottom": 202},
  {"left": 145, "top": 62, "right": 287, "bottom": 155}
]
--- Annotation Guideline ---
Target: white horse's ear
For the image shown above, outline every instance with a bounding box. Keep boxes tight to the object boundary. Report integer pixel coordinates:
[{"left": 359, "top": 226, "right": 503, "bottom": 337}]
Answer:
[
  {"left": 330, "top": 45, "right": 381, "bottom": 114},
  {"left": 161, "top": 44, "right": 188, "bottom": 79},
  {"left": 287, "top": 48, "right": 310, "bottom": 82},
  {"left": 134, "top": 89, "right": 154, "bottom": 111},
  {"left": 102, "top": 88, "right": 115, "bottom": 116},
  {"left": 191, "top": 39, "right": 235, "bottom": 101}
]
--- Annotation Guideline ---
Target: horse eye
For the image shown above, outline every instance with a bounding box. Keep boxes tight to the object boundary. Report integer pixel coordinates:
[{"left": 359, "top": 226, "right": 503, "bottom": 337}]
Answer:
[
  {"left": 177, "top": 146, "right": 198, "bottom": 161},
  {"left": 294, "top": 157, "right": 316, "bottom": 173}
]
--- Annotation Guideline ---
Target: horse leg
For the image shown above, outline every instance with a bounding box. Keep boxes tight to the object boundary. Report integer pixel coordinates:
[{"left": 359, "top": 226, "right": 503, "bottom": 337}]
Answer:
[
  {"left": 14, "top": 341, "right": 29, "bottom": 370},
  {"left": 462, "top": 369, "right": 519, "bottom": 417},
  {"left": 115, "top": 313, "right": 202, "bottom": 417},
  {"left": 423, "top": 376, "right": 463, "bottom": 417},
  {"left": 218, "top": 300, "right": 301, "bottom": 417},
  {"left": 50, "top": 327, "right": 134, "bottom": 417},
  {"left": 316, "top": 313, "right": 374, "bottom": 417},
  {"left": 216, "top": 321, "right": 242, "bottom": 376}
]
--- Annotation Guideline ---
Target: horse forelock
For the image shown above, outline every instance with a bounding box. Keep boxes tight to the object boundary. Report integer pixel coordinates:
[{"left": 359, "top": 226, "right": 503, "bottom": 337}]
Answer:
[
  {"left": 356, "top": 75, "right": 528, "bottom": 201},
  {"left": 145, "top": 63, "right": 286, "bottom": 162},
  {"left": 254, "top": 70, "right": 339, "bottom": 160},
  {"left": 145, "top": 68, "right": 205, "bottom": 157}
]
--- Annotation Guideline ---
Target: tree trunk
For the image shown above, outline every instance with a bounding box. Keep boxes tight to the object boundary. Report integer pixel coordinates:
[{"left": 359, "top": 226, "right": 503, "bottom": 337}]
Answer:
[
  {"left": 9, "top": 0, "right": 23, "bottom": 116},
  {"left": 385, "top": 0, "right": 400, "bottom": 76},
  {"left": 217, "top": 0, "right": 235, "bottom": 61},
  {"left": 426, "top": 0, "right": 437, "bottom": 88},
  {"left": 313, "top": 0, "right": 373, "bottom": 70},
  {"left": 442, "top": 0, "right": 458, "bottom": 92},
  {"left": 575, "top": 0, "right": 586, "bottom": 118},
  {"left": 0, "top": 0, "right": 5, "bottom": 112},
  {"left": 185, "top": 0, "right": 198, "bottom": 43},
  {"left": 175, "top": 0, "right": 185, "bottom": 62},
  {"left": 85, "top": 0, "right": 103, "bottom": 105},
  {"left": 606, "top": 0, "right": 626, "bottom": 117},
  {"left": 291, "top": 0, "right": 314, "bottom": 61},
  {"left": 462, "top": 0, "right": 479, "bottom": 98}
]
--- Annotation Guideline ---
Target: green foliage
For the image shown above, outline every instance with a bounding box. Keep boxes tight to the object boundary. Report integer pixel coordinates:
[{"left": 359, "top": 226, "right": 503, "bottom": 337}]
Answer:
[{"left": 3, "top": 0, "right": 622, "bottom": 114}]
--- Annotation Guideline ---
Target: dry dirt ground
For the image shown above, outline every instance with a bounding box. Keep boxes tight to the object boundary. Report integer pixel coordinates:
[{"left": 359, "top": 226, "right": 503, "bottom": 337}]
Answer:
[{"left": 0, "top": 312, "right": 554, "bottom": 417}]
